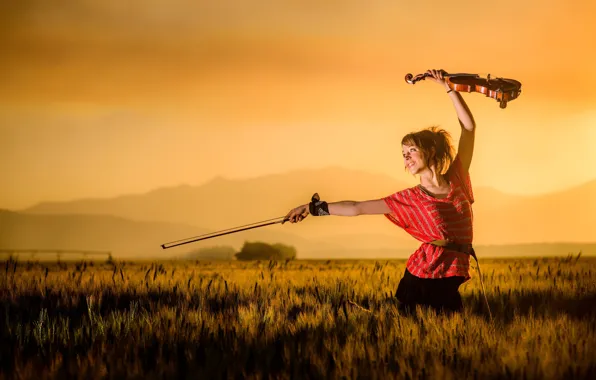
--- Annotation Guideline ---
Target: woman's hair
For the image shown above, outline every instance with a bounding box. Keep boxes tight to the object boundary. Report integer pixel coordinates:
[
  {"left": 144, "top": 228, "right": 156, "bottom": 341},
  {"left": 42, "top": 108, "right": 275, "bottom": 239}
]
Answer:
[{"left": 401, "top": 126, "right": 456, "bottom": 175}]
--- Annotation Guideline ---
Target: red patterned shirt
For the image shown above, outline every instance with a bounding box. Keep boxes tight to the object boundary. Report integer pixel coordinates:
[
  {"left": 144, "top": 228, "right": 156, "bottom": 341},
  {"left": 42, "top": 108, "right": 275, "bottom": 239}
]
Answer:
[{"left": 383, "top": 155, "right": 474, "bottom": 281}]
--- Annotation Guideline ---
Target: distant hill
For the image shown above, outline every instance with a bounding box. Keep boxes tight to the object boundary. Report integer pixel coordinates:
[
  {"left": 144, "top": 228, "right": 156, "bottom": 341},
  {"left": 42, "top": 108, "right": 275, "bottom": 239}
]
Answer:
[
  {"left": 18, "top": 168, "right": 596, "bottom": 247},
  {"left": 473, "top": 179, "right": 596, "bottom": 244},
  {"left": 2, "top": 209, "right": 594, "bottom": 260},
  {"left": 0, "top": 210, "right": 207, "bottom": 258},
  {"left": 0, "top": 210, "right": 345, "bottom": 259},
  {"left": 21, "top": 167, "right": 405, "bottom": 232},
  {"left": 20, "top": 167, "right": 418, "bottom": 249}
]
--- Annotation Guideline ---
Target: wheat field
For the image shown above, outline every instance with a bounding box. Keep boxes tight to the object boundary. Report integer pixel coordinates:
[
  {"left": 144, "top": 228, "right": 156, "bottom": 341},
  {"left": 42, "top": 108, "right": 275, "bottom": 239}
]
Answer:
[{"left": 1, "top": 254, "right": 595, "bottom": 379}]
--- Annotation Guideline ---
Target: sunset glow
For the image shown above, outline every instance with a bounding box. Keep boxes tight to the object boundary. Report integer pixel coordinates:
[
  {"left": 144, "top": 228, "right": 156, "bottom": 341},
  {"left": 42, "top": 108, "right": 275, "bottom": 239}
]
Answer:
[{"left": 1, "top": 0, "right": 595, "bottom": 209}]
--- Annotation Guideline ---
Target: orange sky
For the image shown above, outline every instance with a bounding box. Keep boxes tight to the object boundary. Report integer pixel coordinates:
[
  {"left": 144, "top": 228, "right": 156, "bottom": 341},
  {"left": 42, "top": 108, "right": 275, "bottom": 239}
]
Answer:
[{"left": 1, "top": 0, "right": 595, "bottom": 209}]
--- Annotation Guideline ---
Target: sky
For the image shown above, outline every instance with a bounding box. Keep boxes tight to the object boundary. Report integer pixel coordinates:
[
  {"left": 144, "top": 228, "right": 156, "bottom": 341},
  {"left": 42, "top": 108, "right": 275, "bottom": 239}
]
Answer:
[{"left": 1, "top": 0, "right": 595, "bottom": 210}]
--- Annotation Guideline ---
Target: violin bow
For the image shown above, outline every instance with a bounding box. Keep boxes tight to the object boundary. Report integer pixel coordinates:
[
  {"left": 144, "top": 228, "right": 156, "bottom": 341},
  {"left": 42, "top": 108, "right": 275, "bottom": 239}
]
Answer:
[
  {"left": 161, "top": 216, "right": 288, "bottom": 249},
  {"left": 161, "top": 193, "right": 322, "bottom": 249}
]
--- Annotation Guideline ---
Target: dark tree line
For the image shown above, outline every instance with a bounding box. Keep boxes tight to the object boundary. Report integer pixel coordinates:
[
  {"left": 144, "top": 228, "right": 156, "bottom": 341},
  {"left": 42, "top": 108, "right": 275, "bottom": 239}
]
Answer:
[{"left": 187, "top": 242, "right": 296, "bottom": 261}]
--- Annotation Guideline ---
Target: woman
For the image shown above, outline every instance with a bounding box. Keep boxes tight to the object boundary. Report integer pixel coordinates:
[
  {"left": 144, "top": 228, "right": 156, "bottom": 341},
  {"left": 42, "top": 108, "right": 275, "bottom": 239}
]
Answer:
[{"left": 284, "top": 69, "right": 477, "bottom": 315}]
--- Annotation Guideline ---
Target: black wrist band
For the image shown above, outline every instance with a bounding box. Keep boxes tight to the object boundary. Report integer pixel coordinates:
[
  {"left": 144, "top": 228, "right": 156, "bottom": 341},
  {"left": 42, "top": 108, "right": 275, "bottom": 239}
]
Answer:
[
  {"left": 446, "top": 89, "right": 453, "bottom": 93},
  {"left": 309, "top": 201, "right": 329, "bottom": 216},
  {"left": 309, "top": 193, "right": 330, "bottom": 216}
]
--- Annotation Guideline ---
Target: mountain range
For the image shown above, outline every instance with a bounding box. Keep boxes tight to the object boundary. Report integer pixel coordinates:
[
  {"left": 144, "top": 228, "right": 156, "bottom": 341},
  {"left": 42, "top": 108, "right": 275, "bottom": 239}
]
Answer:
[{"left": 2, "top": 167, "right": 595, "bottom": 258}]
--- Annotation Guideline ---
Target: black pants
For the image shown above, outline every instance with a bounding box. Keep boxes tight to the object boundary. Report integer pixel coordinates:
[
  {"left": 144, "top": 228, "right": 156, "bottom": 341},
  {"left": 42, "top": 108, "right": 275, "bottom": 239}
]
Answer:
[{"left": 395, "top": 269, "right": 465, "bottom": 315}]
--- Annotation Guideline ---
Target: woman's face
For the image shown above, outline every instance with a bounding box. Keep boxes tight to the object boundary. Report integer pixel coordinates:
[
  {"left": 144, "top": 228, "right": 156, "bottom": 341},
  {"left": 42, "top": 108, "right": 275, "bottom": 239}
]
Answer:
[{"left": 402, "top": 144, "right": 426, "bottom": 175}]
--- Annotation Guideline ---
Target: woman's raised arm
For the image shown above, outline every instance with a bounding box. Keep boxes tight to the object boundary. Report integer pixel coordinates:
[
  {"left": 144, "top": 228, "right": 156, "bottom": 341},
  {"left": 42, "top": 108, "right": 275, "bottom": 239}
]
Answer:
[{"left": 426, "top": 69, "right": 476, "bottom": 174}]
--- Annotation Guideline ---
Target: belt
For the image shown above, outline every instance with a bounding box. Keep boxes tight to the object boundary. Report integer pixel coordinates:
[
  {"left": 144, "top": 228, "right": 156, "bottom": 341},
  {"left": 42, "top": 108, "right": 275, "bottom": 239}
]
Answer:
[{"left": 430, "top": 239, "right": 475, "bottom": 257}]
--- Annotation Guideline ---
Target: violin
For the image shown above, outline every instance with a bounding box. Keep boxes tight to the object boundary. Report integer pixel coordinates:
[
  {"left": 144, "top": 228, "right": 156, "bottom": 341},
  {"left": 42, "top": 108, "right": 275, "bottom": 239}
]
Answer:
[{"left": 405, "top": 71, "right": 522, "bottom": 109}]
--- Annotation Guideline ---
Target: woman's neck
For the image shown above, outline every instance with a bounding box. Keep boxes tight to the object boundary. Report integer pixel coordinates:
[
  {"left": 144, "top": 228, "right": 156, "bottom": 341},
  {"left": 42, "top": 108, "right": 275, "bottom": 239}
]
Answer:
[{"left": 419, "top": 167, "right": 449, "bottom": 189}]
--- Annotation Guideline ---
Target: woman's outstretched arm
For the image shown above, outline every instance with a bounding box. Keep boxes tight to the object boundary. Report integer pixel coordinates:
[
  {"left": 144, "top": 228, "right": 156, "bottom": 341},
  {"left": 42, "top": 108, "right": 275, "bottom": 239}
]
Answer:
[
  {"left": 329, "top": 199, "right": 391, "bottom": 216},
  {"left": 283, "top": 198, "right": 390, "bottom": 223}
]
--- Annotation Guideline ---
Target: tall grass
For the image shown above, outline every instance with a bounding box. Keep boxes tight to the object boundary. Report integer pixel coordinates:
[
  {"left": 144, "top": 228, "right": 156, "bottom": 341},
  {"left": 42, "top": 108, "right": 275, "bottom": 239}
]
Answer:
[{"left": 1, "top": 255, "right": 595, "bottom": 379}]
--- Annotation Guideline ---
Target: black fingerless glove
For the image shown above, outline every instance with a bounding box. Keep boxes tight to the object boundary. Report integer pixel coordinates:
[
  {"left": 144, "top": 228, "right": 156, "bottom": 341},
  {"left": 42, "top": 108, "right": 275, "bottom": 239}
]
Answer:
[{"left": 309, "top": 193, "right": 330, "bottom": 216}]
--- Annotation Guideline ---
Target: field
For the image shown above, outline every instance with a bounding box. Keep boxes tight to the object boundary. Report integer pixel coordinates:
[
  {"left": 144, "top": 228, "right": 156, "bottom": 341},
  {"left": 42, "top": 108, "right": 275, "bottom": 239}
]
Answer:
[{"left": 1, "top": 255, "right": 595, "bottom": 379}]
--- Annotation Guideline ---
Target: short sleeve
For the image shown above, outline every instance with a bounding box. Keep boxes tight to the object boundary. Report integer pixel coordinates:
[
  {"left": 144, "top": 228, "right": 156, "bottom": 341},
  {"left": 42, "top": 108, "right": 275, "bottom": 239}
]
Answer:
[
  {"left": 448, "top": 155, "right": 474, "bottom": 204},
  {"left": 382, "top": 190, "right": 411, "bottom": 229}
]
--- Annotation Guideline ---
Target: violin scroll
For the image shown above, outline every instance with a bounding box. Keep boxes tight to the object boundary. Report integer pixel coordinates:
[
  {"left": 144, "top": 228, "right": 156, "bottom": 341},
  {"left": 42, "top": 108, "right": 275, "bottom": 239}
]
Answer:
[{"left": 405, "top": 73, "right": 429, "bottom": 85}]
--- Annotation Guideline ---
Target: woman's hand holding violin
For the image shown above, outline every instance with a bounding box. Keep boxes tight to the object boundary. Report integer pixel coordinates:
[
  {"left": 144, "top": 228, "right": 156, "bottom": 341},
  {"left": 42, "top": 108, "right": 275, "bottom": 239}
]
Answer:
[
  {"left": 425, "top": 69, "right": 452, "bottom": 92},
  {"left": 405, "top": 69, "right": 522, "bottom": 108}
]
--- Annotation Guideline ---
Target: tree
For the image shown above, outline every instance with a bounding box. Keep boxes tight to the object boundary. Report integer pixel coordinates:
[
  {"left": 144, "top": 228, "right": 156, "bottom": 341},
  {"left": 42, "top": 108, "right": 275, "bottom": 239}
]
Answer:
[
  {"left": 272, "top": 243, "right": 297, "bottom": 260},
  {"left": 235, "top": 242, "right": 297, "bottom": 261}
]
